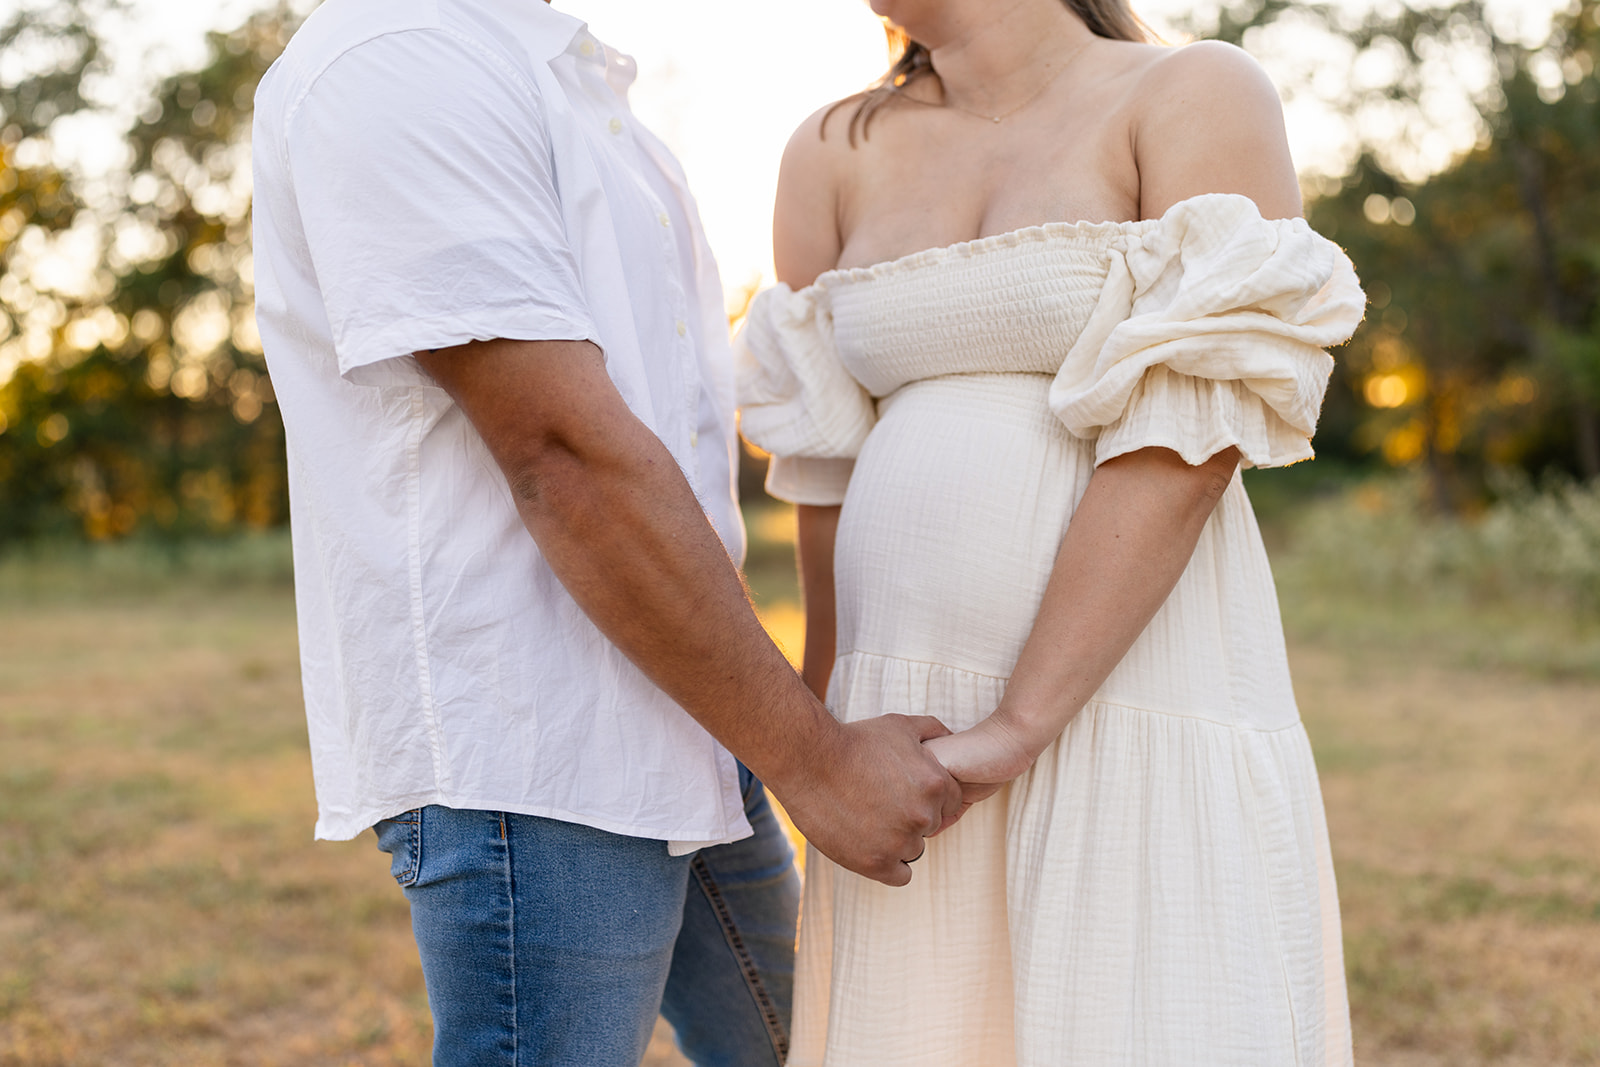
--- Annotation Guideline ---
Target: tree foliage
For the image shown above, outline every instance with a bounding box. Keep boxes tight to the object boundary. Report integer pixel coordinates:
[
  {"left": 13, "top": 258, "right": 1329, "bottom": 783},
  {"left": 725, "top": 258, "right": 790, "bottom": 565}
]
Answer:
[
  {"left": 1206, "top": 0, "right": 1600, "bottom": 504},
  {"left": 0, "top": 1, "right": 294, "bottom": 542},
  {"left": 0, "top": 1, "right": 1597, "bottom": 542}
]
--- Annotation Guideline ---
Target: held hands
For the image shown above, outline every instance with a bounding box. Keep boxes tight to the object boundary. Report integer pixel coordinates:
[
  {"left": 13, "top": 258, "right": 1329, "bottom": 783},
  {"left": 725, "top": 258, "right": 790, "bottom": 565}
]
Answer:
[
  {"left": 776, "top": 714, "right": 964, "bottom": 887},
  {"left": 922, "top": 712, "right": 1040, "bottom": 817}
]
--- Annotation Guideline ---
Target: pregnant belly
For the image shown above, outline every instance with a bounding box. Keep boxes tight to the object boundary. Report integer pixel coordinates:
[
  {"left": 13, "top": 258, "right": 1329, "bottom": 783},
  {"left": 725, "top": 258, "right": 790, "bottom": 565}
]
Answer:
[{"left": 835, "top": 373, "right": 1095, "bottom": 678}]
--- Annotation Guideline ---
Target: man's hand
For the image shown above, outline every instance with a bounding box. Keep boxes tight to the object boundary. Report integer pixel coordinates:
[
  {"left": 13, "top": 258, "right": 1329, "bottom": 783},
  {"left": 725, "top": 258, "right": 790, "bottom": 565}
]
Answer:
[{"left": 771, "top": 714, "right": 964, "bottom": 887}]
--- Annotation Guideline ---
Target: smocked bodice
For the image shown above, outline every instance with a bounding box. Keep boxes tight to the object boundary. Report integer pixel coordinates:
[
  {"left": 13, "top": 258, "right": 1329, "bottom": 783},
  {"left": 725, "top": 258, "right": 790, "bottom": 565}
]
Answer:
[
  {"left": 818, "top": 222, "right": 1155, "bottom": 397},
  {"left": 735, "top": 194, "right": 1366, "bottom": 495}
]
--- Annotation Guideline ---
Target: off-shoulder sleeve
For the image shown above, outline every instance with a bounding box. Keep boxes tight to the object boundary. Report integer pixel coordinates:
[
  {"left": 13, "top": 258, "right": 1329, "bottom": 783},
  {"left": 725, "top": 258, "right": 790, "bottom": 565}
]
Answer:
[
  {"left": 1048, "top": 193, "right": 1365, "bottom": 469},
  {"left": 734, "top": 283, "right": 876, "bottom": 505}
]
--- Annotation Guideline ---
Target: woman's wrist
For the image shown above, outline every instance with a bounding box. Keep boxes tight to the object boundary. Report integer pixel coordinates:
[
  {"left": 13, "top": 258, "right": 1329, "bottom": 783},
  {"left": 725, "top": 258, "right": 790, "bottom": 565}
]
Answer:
[{"left": 989, "top": 694, "right": 1079, "bottom": 762}]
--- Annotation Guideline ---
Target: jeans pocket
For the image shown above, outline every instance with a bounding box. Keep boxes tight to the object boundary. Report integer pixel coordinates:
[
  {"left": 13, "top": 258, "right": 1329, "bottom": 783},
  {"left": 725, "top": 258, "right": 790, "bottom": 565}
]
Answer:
[{"left": 373, "top": 808, "right": 423, "bottom": 888}]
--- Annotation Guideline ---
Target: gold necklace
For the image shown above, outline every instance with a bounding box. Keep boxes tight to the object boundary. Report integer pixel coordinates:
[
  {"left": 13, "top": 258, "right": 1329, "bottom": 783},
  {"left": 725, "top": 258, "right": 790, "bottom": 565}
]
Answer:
[{"left": 942, "top": 38, "right": 1094, "bottom": 125}]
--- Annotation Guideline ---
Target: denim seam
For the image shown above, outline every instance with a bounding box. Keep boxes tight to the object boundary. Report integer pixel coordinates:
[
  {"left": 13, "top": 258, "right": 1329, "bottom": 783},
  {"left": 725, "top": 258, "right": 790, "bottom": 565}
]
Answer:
[
  {"left": 500, "top": 812, "right": 519, "bottom": 1066},
  {"left": 690, "top": 853, "right": 789, "bottom": 1062},
  {"left": 394, "top": 810, "right": 422, "bottom": 886}
]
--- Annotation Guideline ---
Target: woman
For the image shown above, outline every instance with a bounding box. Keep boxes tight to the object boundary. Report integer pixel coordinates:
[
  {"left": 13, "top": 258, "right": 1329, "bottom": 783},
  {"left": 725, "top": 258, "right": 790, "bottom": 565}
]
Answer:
[{"left": 735, "top": 0, "right": 1365, "bottom": 1063}]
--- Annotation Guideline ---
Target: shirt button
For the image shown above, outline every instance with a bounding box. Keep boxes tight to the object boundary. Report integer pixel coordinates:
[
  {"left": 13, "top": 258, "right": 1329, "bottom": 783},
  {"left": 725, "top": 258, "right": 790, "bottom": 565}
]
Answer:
[
  {"left": 578, "top": 39, "right": 596, "bottom": 57},
  {"left": 689, "top": 431, "right": 700, "bottom": 448},
  {"left": 608, "top": 117, "right": 623, "bottom": 135},
  {"left": 658, "top": 211, "right": 671, "bottom": 227},
  {"left": 675, "top": 320, "right": 687, "bottom": 337}
]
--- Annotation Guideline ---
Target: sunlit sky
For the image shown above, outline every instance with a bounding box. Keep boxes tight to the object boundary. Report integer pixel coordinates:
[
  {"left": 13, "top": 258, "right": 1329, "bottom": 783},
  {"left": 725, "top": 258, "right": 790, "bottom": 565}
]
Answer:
[{"left": 43, "top": 0, "right": 1576, "bottom": 299}]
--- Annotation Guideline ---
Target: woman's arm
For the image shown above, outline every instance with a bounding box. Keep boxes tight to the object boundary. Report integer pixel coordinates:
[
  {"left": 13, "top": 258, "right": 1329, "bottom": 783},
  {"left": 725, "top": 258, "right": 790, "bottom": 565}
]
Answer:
[
  {"left": 925, "top": 43, "right": 1302, "bottom": 802},
  {"left": 771, "top": 105, "right": 852, "bottom": 699},
  {"left": 924, "top": 446, "right": 1238, "bottom": 802},
  {"left": 796, "top": 504, "right": 841, "bottom": 698},
  {"left": 773, "top": 104, "right": 848, "bottom": 288}
]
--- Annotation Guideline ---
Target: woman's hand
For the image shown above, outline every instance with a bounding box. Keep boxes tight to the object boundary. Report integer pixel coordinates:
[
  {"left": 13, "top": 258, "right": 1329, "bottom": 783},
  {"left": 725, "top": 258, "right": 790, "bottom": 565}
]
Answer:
[{"left": 923, "top": 713, "right": 1039, "bottom": 823}]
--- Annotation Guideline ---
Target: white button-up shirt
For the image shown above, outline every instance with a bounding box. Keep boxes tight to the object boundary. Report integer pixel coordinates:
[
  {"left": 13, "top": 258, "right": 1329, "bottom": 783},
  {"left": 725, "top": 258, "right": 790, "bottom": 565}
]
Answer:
[{"left": 251, "top": 0, "right": 749, "bottom": 848}]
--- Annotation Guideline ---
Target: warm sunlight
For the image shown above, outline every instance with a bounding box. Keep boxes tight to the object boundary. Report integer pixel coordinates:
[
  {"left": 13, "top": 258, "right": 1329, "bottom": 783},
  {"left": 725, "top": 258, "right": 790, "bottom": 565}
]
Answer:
[{"left": 54, "top": 0, "right": 1576, "bottom": 301}]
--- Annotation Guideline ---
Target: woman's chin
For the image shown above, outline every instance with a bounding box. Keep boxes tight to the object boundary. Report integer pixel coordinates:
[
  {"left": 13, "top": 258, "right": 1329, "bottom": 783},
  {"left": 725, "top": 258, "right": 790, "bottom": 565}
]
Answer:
[{"left": 868, "top": 0, "right": 919, "bottom": 27}]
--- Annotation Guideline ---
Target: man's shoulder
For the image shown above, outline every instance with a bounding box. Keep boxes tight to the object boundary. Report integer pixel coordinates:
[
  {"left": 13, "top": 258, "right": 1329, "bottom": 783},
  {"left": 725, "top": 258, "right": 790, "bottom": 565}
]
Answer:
[
  {"left": 257, "top": 0, "right": 435, "bottom": 115},
  {"left": 260, "top": 0, "right": 555, "bottom": 119},
  {"left": 277, "top": 0, "right": 441, "bottom": 73}
]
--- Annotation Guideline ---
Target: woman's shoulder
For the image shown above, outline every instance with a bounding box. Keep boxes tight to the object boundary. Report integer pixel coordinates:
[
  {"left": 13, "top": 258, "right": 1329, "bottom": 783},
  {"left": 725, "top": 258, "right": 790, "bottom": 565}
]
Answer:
[
  {"left": 773, "top": 98, "right": 865, "bottom": 287},
  {"left": 1118, "top": 39, "right": 1299, "bottom": 218},
  {"left": 776, "top": 96, "right": 872, "bottom": 220},
  {"left": 1133, "top": 39, "right": 1282, "bottom": 117},
  {"left": 1070, "top": 37, "right": 1284, "bottom": 149},
  {"left": 782, "top": 95, "right": 869, "bottom": 170}
]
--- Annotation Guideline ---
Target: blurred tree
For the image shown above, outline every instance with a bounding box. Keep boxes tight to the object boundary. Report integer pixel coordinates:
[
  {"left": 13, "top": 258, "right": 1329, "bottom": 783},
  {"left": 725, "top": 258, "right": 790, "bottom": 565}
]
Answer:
[
  {"left": 0, "top": 1, "right": 297, "bottom": 542},
  {"left": 1204, "top": 0, "right": 1600, "bottom": 505},
  {"left": 0, "top": 0, "right": 92, "bottom": 539},
  {"left": 3, "top": 0, "right": 1597, "bottom": 538}
]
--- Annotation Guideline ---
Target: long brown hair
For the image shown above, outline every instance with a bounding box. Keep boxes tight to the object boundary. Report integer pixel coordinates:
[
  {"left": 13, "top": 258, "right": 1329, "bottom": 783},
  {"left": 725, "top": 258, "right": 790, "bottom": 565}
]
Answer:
[{"left": 831, "top": 0, "right": 1156, "bottom": 145}]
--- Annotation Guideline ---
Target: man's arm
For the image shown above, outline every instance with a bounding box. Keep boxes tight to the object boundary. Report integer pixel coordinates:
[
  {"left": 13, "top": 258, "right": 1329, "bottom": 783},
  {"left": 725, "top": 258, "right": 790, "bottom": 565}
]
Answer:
[{"left": 415, "top": 338, "right": 961, "bottom": 886}]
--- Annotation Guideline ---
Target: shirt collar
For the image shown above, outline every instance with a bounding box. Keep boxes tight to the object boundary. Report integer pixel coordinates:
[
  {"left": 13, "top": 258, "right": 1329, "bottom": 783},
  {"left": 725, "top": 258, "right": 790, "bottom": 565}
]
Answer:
[
  {"left": 600, "top": 42, "right": 638, "bottom": 95},
  {"left": 492, "top": 2, "right": 636, "bottom": 93},
  {"left": 492, "top": 0, "right": 588, "bottom": 63}
]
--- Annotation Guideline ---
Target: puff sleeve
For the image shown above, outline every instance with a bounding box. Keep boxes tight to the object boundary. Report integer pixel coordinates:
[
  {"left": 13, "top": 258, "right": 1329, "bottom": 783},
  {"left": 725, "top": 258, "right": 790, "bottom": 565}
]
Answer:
[
  {"left": 734, "top": 283, "right": 876, "bottom": 505},
  {"left": 1049, "top": 193, "right": 1365, "bottom": 469}
]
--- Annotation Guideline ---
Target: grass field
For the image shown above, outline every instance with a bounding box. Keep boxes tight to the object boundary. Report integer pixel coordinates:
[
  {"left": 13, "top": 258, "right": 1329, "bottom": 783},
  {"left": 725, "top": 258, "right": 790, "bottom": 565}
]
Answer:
[{"left": 1, "top": 499, "right": 1597, "bottom": 1065}]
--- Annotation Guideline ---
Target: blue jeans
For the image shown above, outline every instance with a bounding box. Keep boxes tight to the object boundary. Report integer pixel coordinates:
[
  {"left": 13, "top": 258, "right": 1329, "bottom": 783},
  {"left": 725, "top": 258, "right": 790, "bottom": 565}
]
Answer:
[{"left": 373, "top": 767, "right": 800, "bottom": 1066}]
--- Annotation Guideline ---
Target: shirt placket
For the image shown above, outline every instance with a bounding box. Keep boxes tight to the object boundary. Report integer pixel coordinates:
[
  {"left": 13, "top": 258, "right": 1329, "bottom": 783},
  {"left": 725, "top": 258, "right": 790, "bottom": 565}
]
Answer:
[{"left": 575, "top": 34, "right": 703, "bottom": 486}]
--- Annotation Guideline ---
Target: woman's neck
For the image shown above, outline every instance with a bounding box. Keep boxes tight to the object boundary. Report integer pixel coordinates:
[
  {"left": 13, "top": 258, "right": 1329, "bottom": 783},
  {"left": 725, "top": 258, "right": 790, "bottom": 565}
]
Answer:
[{"left": 919, "top": 0, "right": 1095, "bottom": 116}]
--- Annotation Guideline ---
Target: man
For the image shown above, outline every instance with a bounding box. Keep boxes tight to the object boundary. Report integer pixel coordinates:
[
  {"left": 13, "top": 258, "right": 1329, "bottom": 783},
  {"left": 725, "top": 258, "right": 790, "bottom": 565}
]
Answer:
[{"left": 250, "top": 0, "right": 964, "bottom": 1063}]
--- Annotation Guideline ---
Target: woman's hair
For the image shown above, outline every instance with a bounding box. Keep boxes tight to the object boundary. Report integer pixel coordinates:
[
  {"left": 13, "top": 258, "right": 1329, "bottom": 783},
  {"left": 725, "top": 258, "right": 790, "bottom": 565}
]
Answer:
[{"left": 831, "top": 0, "right": 1155, "bottom": 145}]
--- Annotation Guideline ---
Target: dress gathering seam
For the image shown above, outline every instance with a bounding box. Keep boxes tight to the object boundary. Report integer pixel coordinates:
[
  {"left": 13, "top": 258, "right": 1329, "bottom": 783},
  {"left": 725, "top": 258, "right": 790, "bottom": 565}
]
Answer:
[{"left": 839, "top": 650, "right": 1304, "bottom": 734}]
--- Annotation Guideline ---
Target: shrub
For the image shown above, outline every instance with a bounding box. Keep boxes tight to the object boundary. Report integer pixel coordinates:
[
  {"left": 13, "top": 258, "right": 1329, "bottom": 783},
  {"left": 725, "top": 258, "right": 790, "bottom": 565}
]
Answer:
[{"left": 1274, "top": 475, "right": 1600, "bottom": 619}]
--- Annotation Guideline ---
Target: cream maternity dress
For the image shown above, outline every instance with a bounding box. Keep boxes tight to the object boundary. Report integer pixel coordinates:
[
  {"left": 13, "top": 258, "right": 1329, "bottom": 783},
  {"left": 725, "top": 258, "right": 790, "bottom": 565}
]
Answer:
[{"left": 735, "top": 194, "right": 1365, "bottom": 1067}]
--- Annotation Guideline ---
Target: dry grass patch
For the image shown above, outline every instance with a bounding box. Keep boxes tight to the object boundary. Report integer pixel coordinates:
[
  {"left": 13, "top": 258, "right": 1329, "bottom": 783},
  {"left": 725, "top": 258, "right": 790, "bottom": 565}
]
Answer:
[
  {"left": 1295, "top": 645, "right": 1600, "bottom": 1064},
  {"left": 0, "top": 592, "right": 432, "bottom": 1067},
  {"left": 2, "top": 524, "right": 1597, "bottom": 1065}
]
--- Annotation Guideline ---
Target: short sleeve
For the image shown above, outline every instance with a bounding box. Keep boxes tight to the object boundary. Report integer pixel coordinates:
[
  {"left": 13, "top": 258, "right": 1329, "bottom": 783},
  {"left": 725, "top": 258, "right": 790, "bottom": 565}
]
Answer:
[
  {"left": 1048, "top": 194, "right": 1365, "bottom": 469},
  {"left": 285, "top": 29, "right": 598, "bottom": 388},
  {"left": 735, "top": 284, "right": 876, "bottom": 505}
]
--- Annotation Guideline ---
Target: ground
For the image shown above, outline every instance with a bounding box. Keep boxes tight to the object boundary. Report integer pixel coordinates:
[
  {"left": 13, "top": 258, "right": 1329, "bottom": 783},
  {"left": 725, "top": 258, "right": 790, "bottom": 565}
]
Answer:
[{"left": 0, "top": 513, "right": 1596, "bottom": 1064}]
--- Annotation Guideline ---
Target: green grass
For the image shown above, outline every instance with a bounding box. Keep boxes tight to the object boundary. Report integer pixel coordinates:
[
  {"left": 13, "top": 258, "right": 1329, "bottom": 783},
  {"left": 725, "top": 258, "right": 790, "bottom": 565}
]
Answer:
[
  {"left": 1255, "top": 472, "right": 1600, "bottom": 678},
  {"left": 0, "top": 531, "right": 294, "bottom": 602}
]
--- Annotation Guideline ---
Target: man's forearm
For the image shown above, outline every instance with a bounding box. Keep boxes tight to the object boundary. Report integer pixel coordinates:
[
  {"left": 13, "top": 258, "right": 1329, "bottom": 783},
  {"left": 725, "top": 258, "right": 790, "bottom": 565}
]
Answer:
[
  {"left": 416, "top": 339, "right": 834, "bottom": 787},
  {"left": 416, "top": 338, "right": 961, "bottom": 884},
  {"left": 511, "top": 412, "right": 838, "bottom": 789}
]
